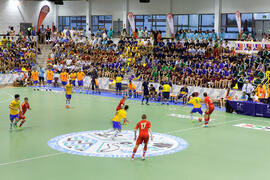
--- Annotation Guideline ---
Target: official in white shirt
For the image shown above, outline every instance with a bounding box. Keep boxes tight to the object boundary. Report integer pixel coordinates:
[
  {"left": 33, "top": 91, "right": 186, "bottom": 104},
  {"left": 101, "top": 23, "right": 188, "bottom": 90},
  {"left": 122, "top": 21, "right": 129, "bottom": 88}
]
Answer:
[{"left": 242, "top": 80, "right": 254, "bottom": 101}]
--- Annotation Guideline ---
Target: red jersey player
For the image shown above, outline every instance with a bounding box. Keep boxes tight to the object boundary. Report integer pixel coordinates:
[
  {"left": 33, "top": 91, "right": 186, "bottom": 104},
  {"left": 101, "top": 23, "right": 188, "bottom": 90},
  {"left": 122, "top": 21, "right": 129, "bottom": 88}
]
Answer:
[
  {"left": 18, "top": 97, "right": 31, "bottom": 128},
  {"left": 116, "top": 95, "right": 127, "bottom": 111},
  {"left": 131, "top": 114, "right": 153, "bottom": 160},
  {"left": 203, "top": 92, "right": 215, "bottom": 128}
]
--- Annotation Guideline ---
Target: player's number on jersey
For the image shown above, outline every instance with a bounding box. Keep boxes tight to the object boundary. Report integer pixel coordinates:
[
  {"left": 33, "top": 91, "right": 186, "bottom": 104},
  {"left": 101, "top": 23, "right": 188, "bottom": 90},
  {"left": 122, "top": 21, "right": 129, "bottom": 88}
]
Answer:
[{"left": 141, "top": 123, "right": 147, "bottom": 129}]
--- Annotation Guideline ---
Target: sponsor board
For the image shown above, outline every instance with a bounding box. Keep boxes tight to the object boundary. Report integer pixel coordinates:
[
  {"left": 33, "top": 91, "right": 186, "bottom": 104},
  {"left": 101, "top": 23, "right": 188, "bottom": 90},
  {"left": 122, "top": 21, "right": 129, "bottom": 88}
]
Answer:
[
  {"left": 48, "top": 130, "right": 188, "bottom": 158},
  {"left": 234, "top": 123, "right": 270, "bottom": 132}
]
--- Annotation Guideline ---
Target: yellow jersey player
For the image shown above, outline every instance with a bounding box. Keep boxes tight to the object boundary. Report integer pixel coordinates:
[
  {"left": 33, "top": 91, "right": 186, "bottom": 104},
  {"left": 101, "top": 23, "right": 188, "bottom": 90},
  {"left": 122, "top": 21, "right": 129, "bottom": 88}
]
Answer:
[
  {"left": 185, "top": 92, "right": 203, "bottom": 122},
  {"left": 9, "top": 94, "right": 22, "bottom": 129},
  {"left": 65, "top": 80, "right": 73, "bottom": 109},
  {"left": 111, "top": 105, "right": 129, "bottom": 140}
]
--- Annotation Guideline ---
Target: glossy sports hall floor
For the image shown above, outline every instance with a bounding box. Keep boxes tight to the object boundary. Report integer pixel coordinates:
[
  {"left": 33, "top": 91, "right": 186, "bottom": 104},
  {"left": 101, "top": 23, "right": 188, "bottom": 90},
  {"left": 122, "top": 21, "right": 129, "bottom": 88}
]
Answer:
[{"left": 0, "top": 87, "right": 269, "bottom": 180}]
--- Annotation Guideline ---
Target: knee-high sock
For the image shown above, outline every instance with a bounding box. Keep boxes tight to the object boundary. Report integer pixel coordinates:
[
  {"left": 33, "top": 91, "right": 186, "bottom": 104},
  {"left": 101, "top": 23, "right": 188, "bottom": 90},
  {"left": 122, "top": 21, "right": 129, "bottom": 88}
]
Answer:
[
  {"left": 19, "top": 120, "right": 25, "bottom": 127},
  {"left": 132, "top": 147, "right": 138, "bottom": 158}
]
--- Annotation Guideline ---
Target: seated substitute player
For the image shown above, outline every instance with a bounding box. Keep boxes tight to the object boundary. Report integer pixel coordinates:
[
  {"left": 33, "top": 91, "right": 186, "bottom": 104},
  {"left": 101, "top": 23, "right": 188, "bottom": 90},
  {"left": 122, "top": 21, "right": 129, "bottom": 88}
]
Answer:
[
  {"left": 131, "top": 114, "right": 153, "bottom": 160},
  {"left": 185, "top": 92, "right": 203, "bottom": 122},
  {"left": 18, "top": 97, "right": 31, "bottom": 128},
  {"left": 203, "top": 92, "right": 215, "bottom": 128},
  {"left": 175, "top": 85, "right": 188, "bottom": 104},
  {"left": 9, "top": 94, "right": 22, "bottom": 129},
  {"left": 65, "top": 80, "right": 73, "bottom": 109},
  {"left": 111, "top": 105, "right": 129, "bottom": 140}
]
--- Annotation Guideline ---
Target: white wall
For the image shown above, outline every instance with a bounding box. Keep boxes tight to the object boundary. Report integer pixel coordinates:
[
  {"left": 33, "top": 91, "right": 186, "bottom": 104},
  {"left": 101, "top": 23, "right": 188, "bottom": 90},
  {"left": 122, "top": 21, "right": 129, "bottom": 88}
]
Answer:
[
  {"left": 172, "top": 0, "right": 215, "bottom": 14},
  {"left": 0, "top": 0, "right": 55, "bottom": 34},
  {"left": 128, "top": 0, "right": 170, "bottom": 15},
  {"left": 91, "top": 0, "right": 123, "bottom": 21},
  {"left": 222, "top": 0, "right": 270, "bottom": 13},
  {"left": 58, "top": 1, "right": 88, "bottom": 16}
]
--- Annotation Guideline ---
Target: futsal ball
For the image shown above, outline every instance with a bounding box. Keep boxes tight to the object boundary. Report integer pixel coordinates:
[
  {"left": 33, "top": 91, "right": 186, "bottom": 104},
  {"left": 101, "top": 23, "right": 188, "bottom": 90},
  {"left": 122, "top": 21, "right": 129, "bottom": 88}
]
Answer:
[
  {"left": 198, "top": 118, "right": 202, "bottom": 122},
  {"left": 123, "top": 119, "right": 128, "bottom": 125}
]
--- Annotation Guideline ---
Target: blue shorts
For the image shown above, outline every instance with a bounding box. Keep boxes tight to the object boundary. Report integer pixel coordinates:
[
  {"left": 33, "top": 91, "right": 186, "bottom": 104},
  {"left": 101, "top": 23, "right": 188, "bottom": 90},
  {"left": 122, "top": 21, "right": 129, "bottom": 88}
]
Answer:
[
  {"left": 112, "top": 121, "right": 122, "bottom": 130},
  {"left": 62, "top": 81, "right": 67, "bottom": 86},
  {"left": 10, "top": 114, "right": 19, "bottom": 121},
  {"left": 116, "top": 83, "right": 122, "bottom": 91},
  {"left": 33, "top": 80, "right": 38, "bottom": 84},
  {"left": 191, "top": 108, "right": 203, "bottom": 115},
  {"left": 66, "top": 94, "right": 72, "bottom": 99},
  {"left": 71, "top": 80, "right": 76, "bottom": 86},
  {"left": 47, "top": 80, "right": 52, "bottom": 84},
  {"left": 163, "top": 92, "right": 170, "bottom": 99},
  {"left": 78, "top": 80, "right": 83, "bottom": 86}
]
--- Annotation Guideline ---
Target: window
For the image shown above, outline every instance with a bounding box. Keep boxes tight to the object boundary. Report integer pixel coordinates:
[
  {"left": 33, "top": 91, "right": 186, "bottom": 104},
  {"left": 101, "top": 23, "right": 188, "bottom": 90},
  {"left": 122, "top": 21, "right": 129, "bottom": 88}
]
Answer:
[
  {"left": 58, "top": 16, "right": 86, "bottom": 32},
  {"left": 91, "top": 15, "right": 112, "bottom": 34},
  {"left": 131, "top": 15, "right": 167, "bottom": 36},
  {"left": 221, "top": 13, "right": 253, "bottom": 40},
  {"left": 174, "top": 14, "right": 214, "bottom": 32},
  {"left": 254, "top": 13, "right": 270, "bottom": 20}
]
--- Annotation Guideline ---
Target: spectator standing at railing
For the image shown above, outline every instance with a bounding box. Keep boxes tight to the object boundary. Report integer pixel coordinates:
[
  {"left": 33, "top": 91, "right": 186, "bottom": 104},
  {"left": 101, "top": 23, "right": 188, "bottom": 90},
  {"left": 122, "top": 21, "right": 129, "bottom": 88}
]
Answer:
[
  {"left": 108, "top": 27, "right": 114, "bottom": 39},
  {"left": 138, "top": 27, "right": 144, "bottom": 38},
  {"left": 39, "top": 25, "right": 46, "bottom": 44},
  {"left": 46, "top": 25, "right": 51, "bottom": 43},
  {"left": 144, "top": 27, "right": 148, "bottom": 38}
]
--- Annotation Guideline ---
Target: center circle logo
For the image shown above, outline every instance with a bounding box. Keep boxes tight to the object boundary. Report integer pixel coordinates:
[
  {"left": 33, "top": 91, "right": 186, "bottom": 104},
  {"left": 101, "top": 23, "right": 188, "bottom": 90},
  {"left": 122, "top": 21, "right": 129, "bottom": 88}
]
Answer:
[{"left": 48, "top": 130, "right": 188, "bottom": 158}]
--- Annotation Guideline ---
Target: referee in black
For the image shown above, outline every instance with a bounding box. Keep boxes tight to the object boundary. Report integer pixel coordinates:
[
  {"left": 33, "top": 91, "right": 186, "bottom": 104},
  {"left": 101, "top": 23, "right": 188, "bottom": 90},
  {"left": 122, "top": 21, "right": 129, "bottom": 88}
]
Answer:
[{"left": 142, "top": 78, "right": 150, "bottom": 105}]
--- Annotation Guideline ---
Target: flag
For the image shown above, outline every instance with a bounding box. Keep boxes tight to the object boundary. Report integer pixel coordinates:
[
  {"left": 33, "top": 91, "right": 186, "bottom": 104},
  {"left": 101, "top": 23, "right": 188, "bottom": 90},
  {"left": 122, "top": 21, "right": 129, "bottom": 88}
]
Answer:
[
  {"left": 167, "top": 13, "right": 174, "bottom": 38},
  {"left": 37, "top": 5, "right": 50, "bottom": 31},
  {"left": 235, "top": 11, "right": 241, "bottom": 34},
  {"left": 127, "top": 12, "right": 135, "bottom": 33}
]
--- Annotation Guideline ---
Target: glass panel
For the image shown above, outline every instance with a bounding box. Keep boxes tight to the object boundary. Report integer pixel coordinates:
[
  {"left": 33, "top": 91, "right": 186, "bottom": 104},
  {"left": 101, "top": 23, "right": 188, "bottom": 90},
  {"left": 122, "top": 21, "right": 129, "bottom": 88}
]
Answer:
[
  {"left": 201, "top": 27, "right": 214, "bottom": 31},
  {"left": 92, "top": 16, "right": 98, "bottom": 26},
  {"left": 254, "top": 13, "right": 270, "bottom": 20},
  {"left": 224, "top": 33, "right": 238, "bottom": 39},
  {"left": 189, "top": 14, "right": 199, "bottom": 27},
  {"left": 227, "top": 14, "right": 237, "bottom": 26},
  {"left": 178, "top": 15, "right": 188, "bottom": 25},
  {"left": 227, "top": 27, "right": 239, "bottom": 32},
  {"left": 221, "top": 14, "right": 226, "bottom": 26},
  {"left": 241, "top": 13, "right": 252, "bottom": 26},
  {"left": 201, "top": 14, "right": 214, "bottom": 26}
]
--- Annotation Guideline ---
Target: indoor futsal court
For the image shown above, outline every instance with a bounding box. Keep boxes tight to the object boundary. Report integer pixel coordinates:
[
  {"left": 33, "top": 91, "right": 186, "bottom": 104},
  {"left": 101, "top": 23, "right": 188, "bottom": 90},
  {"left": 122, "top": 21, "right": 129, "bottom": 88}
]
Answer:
[{"left": 0, "top": 87, "right": 269, "bottom": 180}]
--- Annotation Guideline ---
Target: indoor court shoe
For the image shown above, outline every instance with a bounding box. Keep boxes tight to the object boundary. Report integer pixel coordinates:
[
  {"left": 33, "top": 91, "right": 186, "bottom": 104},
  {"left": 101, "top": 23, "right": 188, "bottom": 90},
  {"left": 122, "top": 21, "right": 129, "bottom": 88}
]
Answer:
[
  {"left": 142, "top": 156, "right": 145, "bottom": 160},
  {"left": 202, "top": 125, "right": 209, "bottom": 128},
  {"left": 65, "top": 105, "right": 70, "bottom": 109},
  {"left": 131, "top": 157, "right": 134, "bottom": 160}
]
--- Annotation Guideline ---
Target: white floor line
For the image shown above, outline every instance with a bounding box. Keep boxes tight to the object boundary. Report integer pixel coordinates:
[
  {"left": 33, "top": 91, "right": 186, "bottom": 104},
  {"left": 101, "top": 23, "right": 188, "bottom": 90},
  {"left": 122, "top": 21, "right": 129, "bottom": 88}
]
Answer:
[
  {"left": 0, "top": 152, "right": 64, "bottom": 167},
  {"left": 166, "top": 118, "right": 245, "bottom": 134}
]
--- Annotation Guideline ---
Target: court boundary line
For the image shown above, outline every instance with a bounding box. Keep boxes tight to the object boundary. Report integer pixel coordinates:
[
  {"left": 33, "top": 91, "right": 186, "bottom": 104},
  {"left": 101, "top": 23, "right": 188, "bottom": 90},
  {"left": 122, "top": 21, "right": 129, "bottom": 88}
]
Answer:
[{"left": 0, "top": 152, "right": 64, "bottom": 167}]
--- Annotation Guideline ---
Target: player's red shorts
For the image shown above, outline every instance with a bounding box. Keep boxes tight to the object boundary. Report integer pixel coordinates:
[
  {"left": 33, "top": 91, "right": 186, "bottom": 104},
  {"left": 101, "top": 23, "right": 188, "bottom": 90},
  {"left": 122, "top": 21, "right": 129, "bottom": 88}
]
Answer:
[
  {"left": 136, "top": 136, "right": 149, "bottom": 145},
  {"left": 205, "top": 106, "right": 215, "bottom": 115},
  {"left": 19, "top": 113, "right": 25, "bottom": 120}
]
